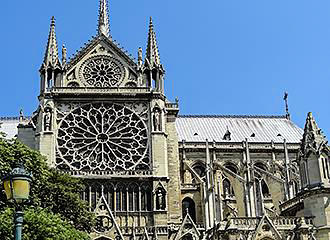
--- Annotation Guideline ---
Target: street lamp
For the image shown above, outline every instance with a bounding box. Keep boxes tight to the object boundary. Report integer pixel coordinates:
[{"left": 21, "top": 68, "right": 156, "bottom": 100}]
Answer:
[{"left": 2, "top": 164, "right": 32, "bottom": 240}]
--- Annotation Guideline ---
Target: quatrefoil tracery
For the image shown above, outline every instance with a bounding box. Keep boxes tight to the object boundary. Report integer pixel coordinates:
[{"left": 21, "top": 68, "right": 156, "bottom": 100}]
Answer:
[{"left": 56, "top": 103, "right": 149, "bottom": 171}]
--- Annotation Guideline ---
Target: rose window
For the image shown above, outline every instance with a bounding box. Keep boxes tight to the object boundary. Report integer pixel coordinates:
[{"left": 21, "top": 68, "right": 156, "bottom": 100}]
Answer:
[
  {"left": 81, "top": 56, "right": 125, "bottom": 87},
  {"left": 56, "top": 103, "right": 149, "bottom": 171}
]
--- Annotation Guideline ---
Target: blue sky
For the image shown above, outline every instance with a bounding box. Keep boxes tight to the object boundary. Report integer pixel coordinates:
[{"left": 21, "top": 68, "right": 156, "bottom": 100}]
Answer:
[{"left": 0, "top": 0, "right": 329, "bottom": 137}]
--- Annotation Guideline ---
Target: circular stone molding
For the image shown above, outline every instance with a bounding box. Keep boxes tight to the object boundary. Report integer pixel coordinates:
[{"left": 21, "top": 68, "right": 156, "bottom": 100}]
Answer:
[
  {"left": 56, "top": 102, "right": 149, "bottom": 171},
  {"left": 80, "top": 56, "right": 125, "bottom": 87}
]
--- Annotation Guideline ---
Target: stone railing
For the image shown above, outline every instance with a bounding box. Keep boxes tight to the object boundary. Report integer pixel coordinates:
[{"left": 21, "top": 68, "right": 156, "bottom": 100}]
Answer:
[
  {"left": 52, "top": 87, "right": 151, "bottom": 95},
  {"left": 165, "top": 102, "right": 179, "bottom": 109},
  {"left": 64, "top": 169, "right": 153, "bottom": 178},
  {"left": 230, "top": 217, "right": 259, "bottom": 228},
  {"left": 181, "top": 183, "right": 200, "bottom": 190},
  {"left": 279, "top": 195, "right": 303, "bottom": 212},
  {"left": 119, "top": 225, "right": 168, "bottom": 235},
  {"left": 227, "top": 216, "right": 313, "bottom": 230}
]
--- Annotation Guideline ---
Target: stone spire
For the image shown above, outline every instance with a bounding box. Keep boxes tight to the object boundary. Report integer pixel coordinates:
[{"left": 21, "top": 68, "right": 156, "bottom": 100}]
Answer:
[
  {"left": 145, "top": 17, "right": 161, "bottom": 68},
  {"left": 301, "top": 112, "right": 329, "bottom": 156},
  {"left": 98, "top": 0, "right": 111, "bottom": 38},
  {"left": 43, "top": 16, "right": 60, "bottom": 67}
]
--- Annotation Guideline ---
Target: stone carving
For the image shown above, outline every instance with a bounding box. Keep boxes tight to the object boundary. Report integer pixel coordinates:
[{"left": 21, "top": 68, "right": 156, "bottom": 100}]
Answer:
[
  {"left": 156, "top": 188, "right": 166, "bottom": 210},
  {"left": 184, "top": 170, "right": 192, "bottom": 184},
  {"left": 44, "top": 108, "right": 52, "bottom": 131},
  {"left": 95, "top": 215, "right": 113, "bottom": 233},
  {"left": 56, "top": 102, "right": 150, "bottom": 171},
  {"left": 153, "top": 108, "right": 161, "bottom": 132},
  {"left": 80, "top": 56, "right": 125, "bottom": 87}
]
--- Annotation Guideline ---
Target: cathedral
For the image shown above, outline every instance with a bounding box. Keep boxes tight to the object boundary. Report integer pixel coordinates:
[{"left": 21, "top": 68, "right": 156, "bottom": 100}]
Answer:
[{"left": 1, "top": 1, "right": 330, "bottom": 239}]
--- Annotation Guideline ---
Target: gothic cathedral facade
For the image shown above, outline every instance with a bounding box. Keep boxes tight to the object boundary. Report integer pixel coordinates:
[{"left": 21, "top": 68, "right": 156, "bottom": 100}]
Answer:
[{"left": 5, "top": 0, "right": 330, "bottom": 239}]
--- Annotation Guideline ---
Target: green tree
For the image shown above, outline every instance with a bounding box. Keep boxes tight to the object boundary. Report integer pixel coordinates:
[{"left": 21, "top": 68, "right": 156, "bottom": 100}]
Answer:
[{"left": 0, "top": 138, "right": 95, "bottom": 239}]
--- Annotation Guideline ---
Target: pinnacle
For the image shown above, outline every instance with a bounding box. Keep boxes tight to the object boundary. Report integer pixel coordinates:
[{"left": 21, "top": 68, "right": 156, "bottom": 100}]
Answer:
[
  {"left": 302, "top": 112, "right": 328, "bottom": 154},
  {"left": 145, "top": 17, "right": 161, "bottom": 68},
  {"left": 51, "top": 16, "right": 55, "bottom": 27},
  {"left": 305, "top": 112, "right": 319, "bottom": 133},
  {"left": 43, "top": 16, "right": 60, "bottom": 68},
  {"left": 98, "top": 0, "right": 111, "bottom": 38}
]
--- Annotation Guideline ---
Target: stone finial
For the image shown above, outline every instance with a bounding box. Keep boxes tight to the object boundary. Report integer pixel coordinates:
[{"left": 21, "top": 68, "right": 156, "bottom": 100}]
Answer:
[
  {"left": 98, "top": 0, "right": 111, "bottom": 38},
  {"left": 145, "top": 17, "right": 161, "bottom": 68},
  {"left": 301, "top": 112, "right": 329, "bottom": 156},
  {"left": 283, "top": 92, "right": 290, "bottom": 120},
  {"left": 138, "top": 47, "right": 143, "bottom": 68},
  {"left": 43, "top": 16, "right": 60, "bottom": 68},
  {"left": 62, "top": 44, "right": 67, "bottom": 66},
  {"left": 19, "top": 109, "right": 24, "bottom": 123}
]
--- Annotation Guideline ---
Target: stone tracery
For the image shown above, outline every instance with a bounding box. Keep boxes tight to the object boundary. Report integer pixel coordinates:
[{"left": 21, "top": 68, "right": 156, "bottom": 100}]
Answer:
[
  {"left": 56, "top": 102, "right": 150, "bottom": 171},
  {"left": 80, "top": 56, "right": 125, "bottom": 87}
]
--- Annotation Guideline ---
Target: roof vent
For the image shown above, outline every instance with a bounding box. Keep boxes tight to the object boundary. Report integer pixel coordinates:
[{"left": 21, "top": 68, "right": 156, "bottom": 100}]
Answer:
[
  {"left": 250, "top": 133, "right": 256, "bottom": 137},
  {"left": 194, "top": 132, "right": 199, "bottom": 136},
  {"left": 223, "top": 129, "right": 231, "bottom": 141},
  {"left": 277, "top": 133, "right": 282, "bottom": 137}
]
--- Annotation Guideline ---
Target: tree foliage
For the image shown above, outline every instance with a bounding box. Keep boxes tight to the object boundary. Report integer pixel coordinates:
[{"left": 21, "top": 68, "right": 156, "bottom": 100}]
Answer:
[{"left": 0, "top": 138, "right": 95, "bottom": 239}]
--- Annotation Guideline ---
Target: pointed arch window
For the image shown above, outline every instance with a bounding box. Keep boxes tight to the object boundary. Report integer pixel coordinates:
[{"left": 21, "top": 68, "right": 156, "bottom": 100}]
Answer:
[
  {"left": 222, "top": 178, "right": 235, "bottom": 197},
  {"left": 128, "top": 183, "right": 139, "bottom": 211},
  {"left": 116, "top": 184, "right": 126, "bottom": 212},
  {"left": 261, "top": 179, "right": 270, "bottom": 198},
  {"left": 104, "top": 183, "right": 115, "bottom": 210},
  {"left": 182, "top": 197, "right": 196, "bottom": 223},
  {"left": 141, "top": 183, "right": 152, "bottom": 211},
  {"left": 192, "top": 163, "right": 206, "bottom": 183},
  {"left": 321, "top": 156, "right": 330, "bottom": 179},
  {"left": 91, "top": 183, "right": 102, "bottom": 210},
  {"left": 224, "top": 163, "right": 238, "bottom": 174}
]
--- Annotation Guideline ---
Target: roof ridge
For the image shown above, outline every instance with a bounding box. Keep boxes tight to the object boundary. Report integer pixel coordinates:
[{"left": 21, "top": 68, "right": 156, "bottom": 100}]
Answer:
[{"left": 178, "top": 115, "right": 288, "bottom": 119}]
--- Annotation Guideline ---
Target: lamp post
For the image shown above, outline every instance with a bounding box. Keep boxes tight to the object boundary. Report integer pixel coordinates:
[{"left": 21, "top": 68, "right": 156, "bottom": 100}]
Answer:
[{"left": 2, "top": 164, "right": 32, "bottom": 240}]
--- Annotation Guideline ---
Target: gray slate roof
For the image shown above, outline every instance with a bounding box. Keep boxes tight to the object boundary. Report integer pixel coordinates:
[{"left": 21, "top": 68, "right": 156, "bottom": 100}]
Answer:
[
  {"left": 175, "top": 115, "right": 303, "bottom": 143},
  {"left": 1, "top": 115, "right": 304, "bottom": 144}
]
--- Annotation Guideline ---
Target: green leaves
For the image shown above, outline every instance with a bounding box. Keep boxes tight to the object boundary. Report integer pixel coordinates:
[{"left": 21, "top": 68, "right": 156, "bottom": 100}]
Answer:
[
  {"left": 0, "top": 138, "right": 94, "bottom": 239},
  {"left": 0, "top": 208, "right": 90, "bottom": 240}
]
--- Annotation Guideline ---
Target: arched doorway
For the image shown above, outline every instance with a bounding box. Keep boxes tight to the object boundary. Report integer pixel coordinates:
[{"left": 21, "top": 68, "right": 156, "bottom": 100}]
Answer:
[{"left": 182, "top": 197, "right": 196, "bottom": 223}]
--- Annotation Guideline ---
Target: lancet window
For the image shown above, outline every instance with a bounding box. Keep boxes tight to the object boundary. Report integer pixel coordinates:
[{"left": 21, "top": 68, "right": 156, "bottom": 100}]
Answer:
[
  {"left": 222, "top": 178, "right": 235, "bottom": 197},
  {"left": 321, "top": 156, "right": 330, "bottom": 179},
  {"left": 260, "top": 179, "right": 270, "bottom": 198},
  {"left": 82, "top": 182, "right": 152, "bottom": 213}
]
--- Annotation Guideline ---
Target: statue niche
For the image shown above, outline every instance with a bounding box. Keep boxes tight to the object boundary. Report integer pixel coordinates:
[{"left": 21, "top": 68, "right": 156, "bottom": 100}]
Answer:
[
  {"left": 155, "top": 187, "right": 166, "bottom": 210},
  {"left": 43, "top": 107, "right": 52, "bottom": 131},
  {"left": 152, "top": 107, "right": 162, "bottom": 132}
]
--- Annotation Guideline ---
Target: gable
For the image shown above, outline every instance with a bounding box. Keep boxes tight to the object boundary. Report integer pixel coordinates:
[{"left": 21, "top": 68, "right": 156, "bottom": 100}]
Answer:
[
  {"left": 253, "top": 215, "right": 282, "bottom": 240},
  {"left": 63, "top": 35, "right": 139, "bottom": 88}
]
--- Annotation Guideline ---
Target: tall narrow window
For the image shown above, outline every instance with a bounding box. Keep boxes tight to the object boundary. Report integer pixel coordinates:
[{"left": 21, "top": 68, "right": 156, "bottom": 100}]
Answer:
[
  {"left": 104, "top": 183, "right": 114, "bottom": 210},
  {"left": 141, "top": 183, "right": 152, "bottom": 211},
  {"left": 116, "top": 184, "right": 124, "bottom": 211},
  {"left": 261, "top": 179, "right": 270, "bottom": 198},
  {"left": 128, "top": 184, "right": 139, "bottom": 211},
  {"left": 91, "top": 184, "right": 102, "bottom": 210},
  {"left": 134, "top": 187, "right": 139, "bottom": 211},
  {"left": 322, "top": 157, "right": 330, "bottom": 179},
  {"left": 122, "top": 188, "right": 127, "bottom": 211},
  {"left": 300, "top": 162, "right": 307, "bottom": 186},
  {"left": 222, "top": 178, "right": 234, "bottom": 196},
  {"left": 182, "top": 197, "right": 196, "bottom": 223}
]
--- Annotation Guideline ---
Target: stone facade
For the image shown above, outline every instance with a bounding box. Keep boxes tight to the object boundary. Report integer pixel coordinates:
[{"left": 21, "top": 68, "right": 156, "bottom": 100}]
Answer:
[{"left": 1, "top": 0, "right": 329, "bottom": 239}]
